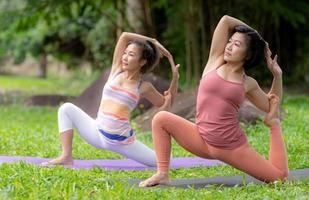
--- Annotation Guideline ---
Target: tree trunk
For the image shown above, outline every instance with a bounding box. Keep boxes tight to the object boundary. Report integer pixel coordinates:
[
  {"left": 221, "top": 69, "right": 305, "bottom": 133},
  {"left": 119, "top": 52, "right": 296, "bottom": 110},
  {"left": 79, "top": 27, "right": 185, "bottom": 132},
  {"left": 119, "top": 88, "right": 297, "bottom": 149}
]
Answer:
[
  {"left": 185, "top": 24, "right": 192, "bottom": 83},
  {"left": 38, "top": 51, "right": 47, "bottom": 78},
  {"left": 125, "top": 0, "right": 155, "bottom": 36},
  {"left": 116, "top": 0, "right": 125, "bottom": 38},
  {"left": 184, "top": 0, "right": 201, "bottom": 83},
  {"left": 126, "top": 0, "right": 146, "bottom": 34},
  {"left": 143, "top": 0, "right": 156, "bottom": 37},
  {"left": 199, "top": 0, "right": 207, "bottom": 67}
]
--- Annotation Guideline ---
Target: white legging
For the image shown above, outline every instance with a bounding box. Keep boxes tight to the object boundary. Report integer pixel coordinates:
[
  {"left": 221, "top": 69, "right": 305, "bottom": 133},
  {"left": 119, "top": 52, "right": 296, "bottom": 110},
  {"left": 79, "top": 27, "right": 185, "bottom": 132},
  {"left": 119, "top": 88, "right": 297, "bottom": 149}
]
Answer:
[{"left": 58, "top": 102, "right": 156, "bottom": 166}]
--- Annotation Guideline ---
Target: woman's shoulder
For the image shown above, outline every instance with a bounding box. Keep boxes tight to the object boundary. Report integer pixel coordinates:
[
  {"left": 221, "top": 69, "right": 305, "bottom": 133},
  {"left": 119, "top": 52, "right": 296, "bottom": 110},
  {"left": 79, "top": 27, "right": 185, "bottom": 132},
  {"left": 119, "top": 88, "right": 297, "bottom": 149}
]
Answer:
[
  {"left": 108, "top": 68, "right": 124, "bottom": 79},
  {"left": 244, "top": 75, "right": 257, "bottom": 83},
  {"left": 244, "top": 75, "right": 259, "bottom": 92},
  {"left": 203, "top": 57, "right": 225, "bottom": 76},
  {"left": 139, "top": 81, "right": 153, "bottom": 89},
  {"left": 139, "top": 81, "right": 156, "bottom": 94}
]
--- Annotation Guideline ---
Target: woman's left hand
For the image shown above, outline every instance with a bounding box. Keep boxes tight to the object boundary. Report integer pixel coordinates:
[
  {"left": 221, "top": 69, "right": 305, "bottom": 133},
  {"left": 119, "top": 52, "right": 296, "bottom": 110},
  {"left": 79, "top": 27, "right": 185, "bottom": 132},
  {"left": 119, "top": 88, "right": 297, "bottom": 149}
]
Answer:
[
  {"left": 171, "top": 63, "right": 180, "bottom": 79},
  {"left": 159, "top": 91, "right": 172, "bottom": 111},
  {"left": 154, "top": 40, "right": 180, "bottom": 78},
  {"left": 265, "top": 43, "right": 282, "bottom": 77},
  {"left": 165, "top": 55, "right": 180, "bottom": 79}
]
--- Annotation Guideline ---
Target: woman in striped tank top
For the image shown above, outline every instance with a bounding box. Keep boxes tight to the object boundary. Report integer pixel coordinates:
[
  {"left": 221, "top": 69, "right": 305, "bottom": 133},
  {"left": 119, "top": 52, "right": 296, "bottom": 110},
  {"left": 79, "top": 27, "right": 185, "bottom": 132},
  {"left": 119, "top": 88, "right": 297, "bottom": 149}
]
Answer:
[{"left": 43, "top": 32, "right": 179, "bottom": 166}]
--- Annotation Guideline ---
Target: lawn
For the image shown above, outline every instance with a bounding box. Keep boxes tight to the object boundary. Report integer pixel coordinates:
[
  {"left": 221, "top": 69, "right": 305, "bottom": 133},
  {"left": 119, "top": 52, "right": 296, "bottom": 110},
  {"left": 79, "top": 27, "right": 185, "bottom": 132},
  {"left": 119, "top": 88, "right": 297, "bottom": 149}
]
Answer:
[
  {"left": 0, "top": 71, "right": 99, "bottom": 96},
  {"left": 0, "top": 74, "right": 308, "bottom": 199}
]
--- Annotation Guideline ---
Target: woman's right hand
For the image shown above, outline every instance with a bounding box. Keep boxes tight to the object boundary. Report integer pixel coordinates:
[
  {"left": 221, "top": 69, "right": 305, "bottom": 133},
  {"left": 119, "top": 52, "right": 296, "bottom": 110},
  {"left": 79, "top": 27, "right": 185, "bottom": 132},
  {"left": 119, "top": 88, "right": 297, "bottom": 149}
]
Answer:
[{"left": 264, "top": 42, "right": 282, "bottom": 77}]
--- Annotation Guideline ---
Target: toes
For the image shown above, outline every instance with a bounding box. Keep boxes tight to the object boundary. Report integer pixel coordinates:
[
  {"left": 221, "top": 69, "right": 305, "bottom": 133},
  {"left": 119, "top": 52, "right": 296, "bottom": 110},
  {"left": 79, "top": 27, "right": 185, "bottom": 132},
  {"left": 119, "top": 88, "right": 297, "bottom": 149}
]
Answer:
[
  {"left": 139, "top": 180, "right": 151, "bottom": 187},
  {"left": 41, "top": 161, "right": 56, "bottom": 166},
  {"left": 41, "top": 158, "right": 73, "bottom": 166},
  {"left": 41, "top": 162, "right": 49, "bottom": 166},
  {"left": 139, "top": 179, "right": 158, "bottom": 187},
  {"left": 138, "top": 181, "right": 159, "bottom": 187},
  {"left": 139, "top": 176, "right": 165, "bottom": 187},
  {"left": 138, "top": 172, "right": 170, "bottom": 187}
]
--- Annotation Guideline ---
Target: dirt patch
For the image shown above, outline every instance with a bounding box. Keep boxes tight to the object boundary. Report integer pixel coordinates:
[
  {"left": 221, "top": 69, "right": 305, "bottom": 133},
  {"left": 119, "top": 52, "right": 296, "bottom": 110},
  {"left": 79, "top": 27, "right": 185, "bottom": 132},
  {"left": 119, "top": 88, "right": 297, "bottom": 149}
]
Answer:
[
  {"left": 0, "top": 89, "right": 26, "bottom": 104},
  {"left": 25, "top": 95, "right": 75, "bottom": 107}
]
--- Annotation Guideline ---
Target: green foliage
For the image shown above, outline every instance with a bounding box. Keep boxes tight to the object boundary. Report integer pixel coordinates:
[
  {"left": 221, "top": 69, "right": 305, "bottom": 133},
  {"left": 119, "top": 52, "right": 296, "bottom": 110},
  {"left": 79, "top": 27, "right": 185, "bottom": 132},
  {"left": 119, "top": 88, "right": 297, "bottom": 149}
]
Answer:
[
  {"left": 0, "top": 0, "right": 117, "bottom": 69},
  {"left": 152, "top": 0, "right": 188, "bottom": 84},
  {"left": 0, "top": 0, "right": 309, "bottom": 84},
  {"left": 86, "top": 9, "right": 117, "bottom": 69}
]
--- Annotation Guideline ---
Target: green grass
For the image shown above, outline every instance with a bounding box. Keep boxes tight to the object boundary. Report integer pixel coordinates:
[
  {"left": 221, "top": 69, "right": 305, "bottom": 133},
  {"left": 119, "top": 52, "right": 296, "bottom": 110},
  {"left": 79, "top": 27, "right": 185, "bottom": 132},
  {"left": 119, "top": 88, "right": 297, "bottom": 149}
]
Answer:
[
  {"left": 0, "top": 71, "right": 99, "bottom": 96},
  {"left": 0, "top": 78, "right": 308, "bottom": 199}
]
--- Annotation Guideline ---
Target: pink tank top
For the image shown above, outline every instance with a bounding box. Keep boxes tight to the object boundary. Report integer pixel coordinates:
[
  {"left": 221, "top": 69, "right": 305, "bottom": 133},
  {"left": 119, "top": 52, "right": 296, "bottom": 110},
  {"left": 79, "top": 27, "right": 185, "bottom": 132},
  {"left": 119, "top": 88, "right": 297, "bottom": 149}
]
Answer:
[{"left": 196, "top": 67, "right": 247, "bottom": 149}]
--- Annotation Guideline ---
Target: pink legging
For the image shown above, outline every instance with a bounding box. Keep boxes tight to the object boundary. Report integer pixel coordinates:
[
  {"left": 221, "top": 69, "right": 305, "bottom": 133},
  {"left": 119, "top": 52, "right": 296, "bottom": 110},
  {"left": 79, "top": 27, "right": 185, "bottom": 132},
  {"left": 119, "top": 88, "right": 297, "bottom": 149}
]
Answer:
[{"left": 152, "top": 111, "right": 289, "bottom": 182}]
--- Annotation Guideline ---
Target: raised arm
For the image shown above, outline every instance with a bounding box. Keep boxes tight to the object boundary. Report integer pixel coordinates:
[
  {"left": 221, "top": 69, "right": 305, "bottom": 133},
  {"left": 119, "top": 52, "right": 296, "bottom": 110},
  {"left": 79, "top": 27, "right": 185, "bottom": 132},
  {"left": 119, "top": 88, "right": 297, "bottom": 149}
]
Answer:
[
  {"left": 245, "top": 42, "right": 283, "bottom": 112},
  {"left": 246, "top": 75, "right": 282, "bottom": 114},
  {"left": 140, "top": 82, "right": 165, "bottom": 108},
  {"left": 150, "top": 41, "right": 180, "bottom": 103},
  {"left": 140, "top": 83, "right": 173, "bottom": 112},
  {"left": 167, "top": 64, "right": 179, "bottom": 104},
  {"left": 139, "top": 57, "right": 179, "bottom": 111},
  {"left": 246, "top": 77, "right": 270, "bottom": 112},
  {"left": 204, "top": 15, "right": 249, "bottom": 73},
  {"left": 265, "top": 43, "right": 283, "bottom": 101},
  {"left": 163, "top": 54, "right": 179, "bottom": 104},
  {"left": 111, "top": 32, "right": 156, "bottom": 76},
  {"left": 139, "top": 57, "right": 179, "bottom": 110}
]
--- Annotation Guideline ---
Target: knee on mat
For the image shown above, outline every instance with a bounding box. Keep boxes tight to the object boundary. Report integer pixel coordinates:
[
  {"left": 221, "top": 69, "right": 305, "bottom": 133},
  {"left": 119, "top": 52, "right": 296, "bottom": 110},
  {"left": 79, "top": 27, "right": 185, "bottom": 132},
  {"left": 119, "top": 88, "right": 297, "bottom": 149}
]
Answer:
[
  {"left": 152, "top": 111, "right": 170, "bottom": 128},
  {"left": 277, "top": 170, "right": 289, "bottom": 181},
  {"left": 268, "top": 170, "right": 289, "bottom": 183}
]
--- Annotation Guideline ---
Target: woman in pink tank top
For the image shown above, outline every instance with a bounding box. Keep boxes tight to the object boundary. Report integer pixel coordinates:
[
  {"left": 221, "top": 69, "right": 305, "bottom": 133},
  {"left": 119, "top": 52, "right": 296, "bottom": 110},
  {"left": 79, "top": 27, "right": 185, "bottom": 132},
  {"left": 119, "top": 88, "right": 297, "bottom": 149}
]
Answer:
[{"left": 140, "top": 15, "right": 288, "bottom": 187}]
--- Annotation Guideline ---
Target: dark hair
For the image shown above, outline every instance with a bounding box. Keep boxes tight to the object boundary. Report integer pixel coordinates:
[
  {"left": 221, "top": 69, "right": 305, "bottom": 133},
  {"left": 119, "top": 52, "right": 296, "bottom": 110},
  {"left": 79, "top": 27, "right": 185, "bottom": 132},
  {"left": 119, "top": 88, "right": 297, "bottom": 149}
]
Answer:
[
  {"left": 232, "top": 25, "right": 266, "bottom": 70},
  {"left": 127, "top": 40, "right": 160, "bottom": 74}
]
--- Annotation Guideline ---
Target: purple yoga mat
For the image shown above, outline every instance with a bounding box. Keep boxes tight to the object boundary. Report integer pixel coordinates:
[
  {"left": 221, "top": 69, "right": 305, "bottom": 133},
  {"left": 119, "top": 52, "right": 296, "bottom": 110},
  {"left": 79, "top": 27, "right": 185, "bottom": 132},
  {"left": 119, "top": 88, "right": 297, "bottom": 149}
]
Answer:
[{"left": 0, "top": 156, "right": 223, "bottom": 171}]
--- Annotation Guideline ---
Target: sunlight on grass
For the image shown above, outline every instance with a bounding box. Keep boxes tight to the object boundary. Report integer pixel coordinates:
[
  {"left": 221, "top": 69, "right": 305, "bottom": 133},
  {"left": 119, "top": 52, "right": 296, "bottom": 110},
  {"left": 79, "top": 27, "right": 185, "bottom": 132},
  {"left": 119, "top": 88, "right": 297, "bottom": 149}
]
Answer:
[{"left": 0, "top": 71, "right": 100, "bottom": 96}]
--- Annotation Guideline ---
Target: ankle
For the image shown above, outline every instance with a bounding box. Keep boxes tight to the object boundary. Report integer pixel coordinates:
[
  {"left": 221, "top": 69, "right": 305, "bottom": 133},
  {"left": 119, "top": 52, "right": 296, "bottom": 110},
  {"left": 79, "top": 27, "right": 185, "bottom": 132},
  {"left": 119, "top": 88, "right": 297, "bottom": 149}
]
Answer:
[
  {"left": 61, "top": 154, "right": 73, "bottom": 159},
  {"left": 270, "top": 124, "right": 281, "bottom": 133},
  {"left": 157, "top": 171, "right": 169, "bottom": 176}
]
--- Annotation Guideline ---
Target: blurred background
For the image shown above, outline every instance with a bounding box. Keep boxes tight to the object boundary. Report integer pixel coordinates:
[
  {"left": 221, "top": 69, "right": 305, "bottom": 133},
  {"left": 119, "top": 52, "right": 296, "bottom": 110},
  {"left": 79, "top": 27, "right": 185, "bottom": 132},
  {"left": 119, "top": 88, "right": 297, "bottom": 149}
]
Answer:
[{"left": 0, "top": 0, "right": 308, "bottom": 103}]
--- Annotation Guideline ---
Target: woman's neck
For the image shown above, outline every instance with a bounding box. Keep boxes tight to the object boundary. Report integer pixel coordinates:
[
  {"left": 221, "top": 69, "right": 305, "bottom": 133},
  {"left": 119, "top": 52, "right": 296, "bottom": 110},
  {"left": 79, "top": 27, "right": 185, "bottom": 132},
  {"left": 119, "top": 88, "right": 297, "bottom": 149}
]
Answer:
[
  {"left": 224, "top": 62, "right": 245, "bottom": 74},
  {"left": 123, "top": 69, "right": 141, "bottom": 81}
]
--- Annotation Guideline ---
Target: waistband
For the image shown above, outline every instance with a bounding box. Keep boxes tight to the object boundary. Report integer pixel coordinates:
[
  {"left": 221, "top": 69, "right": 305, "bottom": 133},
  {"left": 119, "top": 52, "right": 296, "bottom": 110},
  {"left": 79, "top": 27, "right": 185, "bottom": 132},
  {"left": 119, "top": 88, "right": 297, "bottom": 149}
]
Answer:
[{"left": 98, "top": 128, "right": 134, "bottom": 141}]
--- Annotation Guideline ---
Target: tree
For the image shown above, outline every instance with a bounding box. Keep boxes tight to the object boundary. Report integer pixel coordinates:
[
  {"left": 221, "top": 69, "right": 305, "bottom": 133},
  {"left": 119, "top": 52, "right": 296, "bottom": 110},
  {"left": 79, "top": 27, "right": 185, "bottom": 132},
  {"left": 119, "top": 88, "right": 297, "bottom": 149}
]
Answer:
[
  {"left": 1, "top": 0, "right": 308, "bottom": 85},
  {"left": 0, "top": 0, "right": 117, "bottom": 77}
]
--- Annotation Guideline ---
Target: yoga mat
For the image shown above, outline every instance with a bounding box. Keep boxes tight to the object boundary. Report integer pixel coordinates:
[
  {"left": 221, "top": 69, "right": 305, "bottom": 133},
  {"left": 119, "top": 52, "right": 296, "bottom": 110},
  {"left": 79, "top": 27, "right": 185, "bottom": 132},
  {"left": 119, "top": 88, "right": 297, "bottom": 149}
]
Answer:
[
  {"left": 128, "top": 168, "right": 309, "bottom": 188},
  {"left": 0, "top": 156, "right": 223, "bottom": 170}
]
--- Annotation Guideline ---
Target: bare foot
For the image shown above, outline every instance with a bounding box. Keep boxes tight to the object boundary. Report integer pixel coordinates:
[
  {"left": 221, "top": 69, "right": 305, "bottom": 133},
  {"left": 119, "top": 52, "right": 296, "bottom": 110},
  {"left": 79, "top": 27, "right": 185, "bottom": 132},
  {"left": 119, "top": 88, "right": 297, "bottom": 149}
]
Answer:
[
  {"left": 139, "top": 172, "right": 169, "bottom": 187},
  {"left": 41, "top": 155, "right": 73, "bottom": 166},
  {"left": 264, "top": 94, "right": 280, "bottom": 127}
]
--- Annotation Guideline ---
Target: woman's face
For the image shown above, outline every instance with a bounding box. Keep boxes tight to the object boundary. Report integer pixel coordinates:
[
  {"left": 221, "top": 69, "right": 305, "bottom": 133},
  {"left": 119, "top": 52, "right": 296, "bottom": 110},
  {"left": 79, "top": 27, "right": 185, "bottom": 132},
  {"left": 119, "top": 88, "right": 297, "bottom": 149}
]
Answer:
[
  {"left": 224, "top": 32, "right": 250, "bottom": 64},
  {"left": 122, "top": 44, "right": 146, "bottom": 72}
]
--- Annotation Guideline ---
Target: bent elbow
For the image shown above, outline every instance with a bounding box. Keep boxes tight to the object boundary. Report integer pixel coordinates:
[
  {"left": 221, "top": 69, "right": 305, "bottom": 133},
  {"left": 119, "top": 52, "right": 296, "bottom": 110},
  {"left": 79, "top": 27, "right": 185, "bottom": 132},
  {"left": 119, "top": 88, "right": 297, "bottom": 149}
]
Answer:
[{"left": 221, "top": 15, "right": 230, "bottom": 22}]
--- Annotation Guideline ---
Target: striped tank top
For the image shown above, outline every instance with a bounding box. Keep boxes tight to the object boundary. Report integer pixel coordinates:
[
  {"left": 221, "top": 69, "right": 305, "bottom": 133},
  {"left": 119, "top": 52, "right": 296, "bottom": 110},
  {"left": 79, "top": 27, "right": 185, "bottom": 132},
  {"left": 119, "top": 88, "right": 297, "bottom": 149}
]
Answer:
[{"left": 96, "top": 70, "right": 142, "bottom": 144}]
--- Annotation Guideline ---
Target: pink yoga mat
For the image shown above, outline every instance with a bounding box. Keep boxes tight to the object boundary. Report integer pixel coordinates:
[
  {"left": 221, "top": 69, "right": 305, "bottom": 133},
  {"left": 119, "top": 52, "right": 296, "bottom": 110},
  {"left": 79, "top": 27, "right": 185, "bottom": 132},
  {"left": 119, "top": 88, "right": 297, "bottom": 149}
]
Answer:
[{"left": 0, "top": 156, "right": 224, "bottom": 171}]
